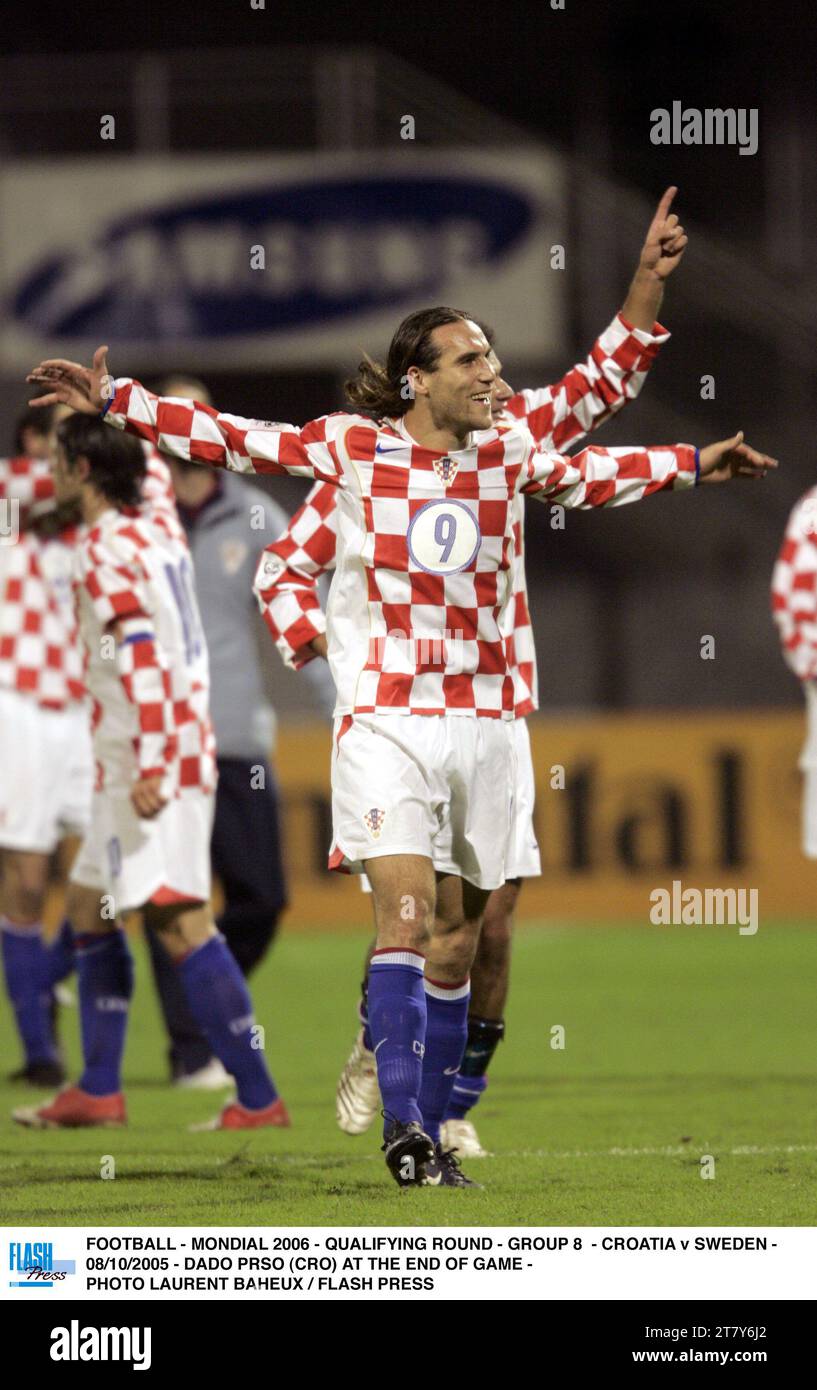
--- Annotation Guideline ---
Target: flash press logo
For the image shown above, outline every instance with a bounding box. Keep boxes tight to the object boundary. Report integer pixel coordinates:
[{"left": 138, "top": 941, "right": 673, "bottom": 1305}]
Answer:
[
  {"left": 50, "top": 1321, "right": 152, "bottom": 1371},
  {"left": 9, "top": 1239, "right": 75, "bottom": 1288}
]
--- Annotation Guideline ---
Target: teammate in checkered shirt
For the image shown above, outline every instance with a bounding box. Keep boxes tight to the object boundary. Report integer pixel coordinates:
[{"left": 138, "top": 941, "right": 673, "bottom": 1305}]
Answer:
[
  {"left": 772, "top": 488, "right": 817, "bottom": 857},
  {"left": 13, "top": 415, "right": 288, "bottom": 1132},
  {"left": 0, "top": 404, "right": 92, "bottom": 1087},
  {"left": 28, "top": 278, "right": 775, "bottom": 1185}
]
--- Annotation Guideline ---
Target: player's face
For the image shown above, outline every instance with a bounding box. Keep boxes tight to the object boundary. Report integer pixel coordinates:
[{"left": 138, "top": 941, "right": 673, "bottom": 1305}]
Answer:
[
  {"left": 488, "top": 350, "right": 514, "bottom": 421},
  {"left": 413, "top": 321, "right": 496, "bottom": 433}
]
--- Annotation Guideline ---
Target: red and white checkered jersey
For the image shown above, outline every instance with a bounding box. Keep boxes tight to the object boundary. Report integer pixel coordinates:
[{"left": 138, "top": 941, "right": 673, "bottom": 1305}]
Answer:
[
  {"left": 0, "top": 455, "right": 85, "bottom": 709},
  {"left": 771, "top": 485, "right": 817, "bottom": 681},
  {"left": 0, "top": 453, "right": 55, "bottom": 522},
  {"left": 503, "top": 314, "right": 668, "bottom": 712},
  {"left": 503, "top": 314, "right": 669, "bottom": 452},
  {"left": 253, "top": 314, "right": 669, "bottom": 716},
  {"left": 75, "top": 501, "right": 215, "bottom": 796},
  {"left": 103, "top": 378, "right": 696, "bottom": 718},
  {"left": 135, "top": 446, "right": 189, "bottom": 548}
]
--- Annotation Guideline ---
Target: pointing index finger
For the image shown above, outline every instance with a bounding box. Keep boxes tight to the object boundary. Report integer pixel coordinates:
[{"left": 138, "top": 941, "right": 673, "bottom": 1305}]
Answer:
[{"left": 654, "top": 186, "right": 678, "bottom": 225}]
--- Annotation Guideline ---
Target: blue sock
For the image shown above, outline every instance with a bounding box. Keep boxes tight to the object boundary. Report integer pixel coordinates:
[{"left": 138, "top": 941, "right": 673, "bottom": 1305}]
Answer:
[
  {"left": 76, "top": 929, "right": 134, "bottom": 1095},
  {"left": 368, "top": 949, "right": 427, "bottom": 1134},
  {"left": 178, "top": 936, "right": 277, "bottom": 1111},
  {"left": 419, "top": 978, "right": 471, "bottom": 1144},
  {"left": 1, "top": 916, "right": 58, "bottom": 1065},
  {"left": 445, "top": 1015, "right": 505, "bottom": 1119},
  {"left": 44, "top": 918, "right": 76, "bottom": 987},
  {"left": 359, "top": 981, "right": 373, "bottom": 1052},
  {"left": 446, "top": 1072, "right": 488, "bottom": 1119}
]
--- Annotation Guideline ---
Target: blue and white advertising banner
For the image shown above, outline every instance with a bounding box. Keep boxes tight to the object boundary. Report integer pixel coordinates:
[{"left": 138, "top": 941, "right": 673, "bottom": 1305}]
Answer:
[{"left": 0, "top": 151, "right": 565, "bottom": 370}]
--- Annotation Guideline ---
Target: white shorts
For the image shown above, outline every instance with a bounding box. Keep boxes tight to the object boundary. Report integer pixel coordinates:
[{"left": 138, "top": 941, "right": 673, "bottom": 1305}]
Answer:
[
  {"left": 70, "top": 787, "right": 214, "bottom": 914},
  {"left": 329, "top": 713, "right": 515, "bottom": 891},
  {"left": 355, "top": 719, "right": 541, "bottom": 889},
  {"left": 505, "top": 718, "right": 542, "bottom": 880},
  {"left": 0, "top": 688, "right": 92, "bottom": 853}
]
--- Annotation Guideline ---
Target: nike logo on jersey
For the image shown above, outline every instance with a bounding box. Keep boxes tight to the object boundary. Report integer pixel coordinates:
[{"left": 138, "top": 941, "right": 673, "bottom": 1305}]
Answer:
[
  {"left": 375, "top": 444, "right": 405, "bottom": 455},
  {"left": 443, "top": 1066, "right": 459, "bottom": 1075}
]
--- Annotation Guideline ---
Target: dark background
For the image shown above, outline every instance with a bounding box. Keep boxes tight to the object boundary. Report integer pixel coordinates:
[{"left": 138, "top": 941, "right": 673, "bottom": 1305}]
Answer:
[{"left": 2, "top": 0, "right": 815, "bottom": 714}]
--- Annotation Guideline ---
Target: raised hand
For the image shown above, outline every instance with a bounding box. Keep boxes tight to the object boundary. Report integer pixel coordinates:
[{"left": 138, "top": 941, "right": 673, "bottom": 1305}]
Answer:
[
  {"left": 26, "top": 345, "right": 112, "bottom": 414},
  {"left": 638, "top": 187, "right": 688, "bottom": 281},
  {"left": 698, "top": 432, "right": 778, "bottom": 484}
]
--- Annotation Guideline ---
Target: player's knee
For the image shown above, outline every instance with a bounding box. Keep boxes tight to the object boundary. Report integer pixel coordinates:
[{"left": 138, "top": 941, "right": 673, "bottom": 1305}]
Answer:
[
  {"left": 398, "top": 903, "right": 434, "bottom": 952},
  {"left": 155, "top": 903, "right": 215, "bottom": 959},
  {"left": 434, "top": 911, "right": 481, "bottom": 975},
  {"left": 2, "top": 853, "right": 48, "bottom": 922},
  {"left": 481, "top": 881, "right": 520, "bottom": 940},
  {"left": 376, "top": 889, "right": 433, "bottom": 952},
  {"left": 6, "top": 881, "right": 47, "bottom": 923},
  {"left": 64, "top": 887, "right": 114, "bottom": 936},
  {"left": 451, "top": 938, "right": 480, "bottom": 978}
]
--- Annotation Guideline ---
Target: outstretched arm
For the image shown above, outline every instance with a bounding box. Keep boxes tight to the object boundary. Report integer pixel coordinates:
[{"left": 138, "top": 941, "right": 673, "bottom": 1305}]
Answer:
[
  {"left": 26, "top": 347, "right": 339, "bottom": 484},
  {"left": 253, "top": 480, "right": 338, "bottom": 669},
  {"left": 523, "top": 432, "right": 776, "bottom": 508},
  {"left": 506, "top": 189, "right": 686, "bottom": 452},
  {"left": 620, "top": 185, "right": 687, "bottom": 330}
]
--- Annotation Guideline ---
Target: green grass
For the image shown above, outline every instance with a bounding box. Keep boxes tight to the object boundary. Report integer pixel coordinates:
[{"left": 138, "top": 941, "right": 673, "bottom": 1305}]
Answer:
[{"left": 1, "top": 922, "right": 816, "bottom": 1226}]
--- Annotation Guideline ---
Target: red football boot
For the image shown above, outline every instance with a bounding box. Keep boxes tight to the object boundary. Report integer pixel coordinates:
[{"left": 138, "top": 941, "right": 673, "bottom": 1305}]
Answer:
[
  {"left": 13, "top": 1085, "right": 127, "bottom": 1129},
  {"left": 189, "top": 1097, "right": 291, "bottom": 1132}
]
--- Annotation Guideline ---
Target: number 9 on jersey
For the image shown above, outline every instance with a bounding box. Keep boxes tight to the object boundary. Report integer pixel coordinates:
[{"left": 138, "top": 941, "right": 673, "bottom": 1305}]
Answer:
[{"left": 406, "top": 499, "right": 481, "bottom": 575}]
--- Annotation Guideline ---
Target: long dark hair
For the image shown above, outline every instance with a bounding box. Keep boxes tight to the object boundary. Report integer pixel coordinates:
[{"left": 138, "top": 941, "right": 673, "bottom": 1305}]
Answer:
[
  {"left": 14, "top": 401, "right": 55, "bottom": 454},
  {"left": 57, "top": 414, "right": 147, "bottom": 509},
  {"left": 344, "top": 306, "right": 493, "bottom": 418}
]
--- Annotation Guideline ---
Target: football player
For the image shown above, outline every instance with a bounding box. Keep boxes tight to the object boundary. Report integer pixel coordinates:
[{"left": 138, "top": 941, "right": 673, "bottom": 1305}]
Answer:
[
  {"left": 250, "top": 188, "right": 697, "bottom": 1159},
  {"left": 772, "top": 488, "right": 817, "bottom": 856},
  {"left": 0, "top": 404, "right": 90, "bottom": 1086},
  {"left": 13, "top": 415, "right": 288, "bottom": 1131}
]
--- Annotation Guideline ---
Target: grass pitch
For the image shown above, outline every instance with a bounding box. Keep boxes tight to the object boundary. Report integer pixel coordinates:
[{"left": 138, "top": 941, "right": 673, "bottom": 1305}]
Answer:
[{"left": 1, "top": 922, "right": 816, "bottom": 1227}]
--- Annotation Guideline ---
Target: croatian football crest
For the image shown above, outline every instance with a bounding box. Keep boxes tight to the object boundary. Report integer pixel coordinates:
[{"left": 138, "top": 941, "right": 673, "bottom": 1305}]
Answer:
[
  {"left": 433, "top": 454, "right": 458, "bottom": 486},
  {"left": 363, "top": 807, "right": 386, "bottom": 839}
]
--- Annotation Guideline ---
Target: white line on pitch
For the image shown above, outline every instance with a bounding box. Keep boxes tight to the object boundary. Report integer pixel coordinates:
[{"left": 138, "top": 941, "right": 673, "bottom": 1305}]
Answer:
[{"left": 494, "top": 1143, "right": 817, "bottom": 1160}]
